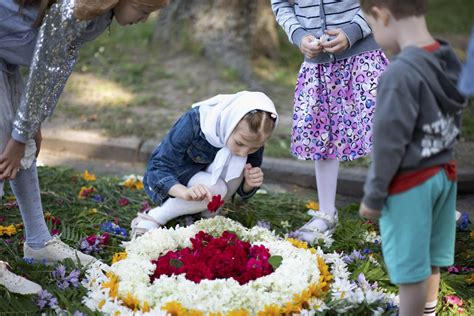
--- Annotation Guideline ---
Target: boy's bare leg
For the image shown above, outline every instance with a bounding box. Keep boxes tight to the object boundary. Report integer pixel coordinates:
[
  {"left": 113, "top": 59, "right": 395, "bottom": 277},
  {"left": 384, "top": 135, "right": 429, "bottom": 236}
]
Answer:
[
  {"left": 424, "top": 267, "right": 440, "bottom": 315},
  {"left": 399, "top": 279, "right": 428, "bottom": 316}
]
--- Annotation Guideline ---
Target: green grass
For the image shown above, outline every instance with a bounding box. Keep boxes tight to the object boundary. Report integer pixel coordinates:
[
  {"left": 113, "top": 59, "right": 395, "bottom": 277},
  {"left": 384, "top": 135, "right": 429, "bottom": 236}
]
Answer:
[
  {"left": 0, "top": 167, "right": 472, "bottom": 314},
  {"left": 427, "top": 0, "right": 474, "bottom": 35},
  {"left": 462, "top": 99, "right": 474, "bottom": 140}
]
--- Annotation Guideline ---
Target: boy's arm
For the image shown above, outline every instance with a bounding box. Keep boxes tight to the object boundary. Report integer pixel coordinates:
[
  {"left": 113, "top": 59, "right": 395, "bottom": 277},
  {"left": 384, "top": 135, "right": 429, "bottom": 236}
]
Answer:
[
  {"left": 271, "top": 0, "right": 309, "bottom": 47},
  {"left": 341, "top": 9, "right": 373, "bottom": 48},
  {"left": 362, "top": 82, "right": 419, "bottom": 211}
]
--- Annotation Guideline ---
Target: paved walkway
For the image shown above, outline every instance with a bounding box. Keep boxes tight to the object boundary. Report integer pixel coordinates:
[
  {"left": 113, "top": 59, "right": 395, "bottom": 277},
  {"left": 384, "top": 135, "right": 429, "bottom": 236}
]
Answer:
[{"left": 37, "top": 125, "right": 474, "bottom": 220}]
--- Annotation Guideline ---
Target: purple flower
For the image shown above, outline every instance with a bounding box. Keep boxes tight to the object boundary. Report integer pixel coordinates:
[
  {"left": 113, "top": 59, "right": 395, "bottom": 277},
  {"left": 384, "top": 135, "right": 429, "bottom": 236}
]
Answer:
[
  {"left": 23, "top": 258, "right": 35, "bottom": 265},
  {"left": 342, "top": 254, "right": 354, "bottom": 264},
  {"left": 256, "top": 220, "right": 271, "bottom": 230},
  {"left": 79, "top": 237, "right": 103, "bottom": 255},
  {"left": 100, "top": 221, "right": 128, "bottom": 237},
  {"left": 342, "top": 250, "right": 366, "bottom": 264},
  {"left": 36, "top": 290, "right": 58, "bottom": 310},
  {"left": 457, "top": 212, "right": 470, "bottom": 231},
  {"left": 51, "top": 265, "right": 81, "bottom": 289},
  {"left": 352, "top": 250, "right": 366, "bottom": 260},
  {"left": 92, "top": 194, "right": 104, "bottom": 203},
  {"left": 73, "top": 312, "right": 85, "bottom": 316},
  {"left": 447, "top": 265, "right": 461, "bottom": 274},
  {"left": 66, "top": 269, "right": 81, "bottom": 288}
]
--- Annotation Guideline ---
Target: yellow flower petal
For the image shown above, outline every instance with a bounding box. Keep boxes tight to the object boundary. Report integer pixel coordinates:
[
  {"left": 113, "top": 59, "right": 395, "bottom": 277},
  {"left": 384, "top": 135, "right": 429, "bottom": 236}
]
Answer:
[
  {"left": 257, "top": 304, "right": 281, "bottom": 316},
  {"left": 112, "top": 252, "right": 128, "bottom": 264},
  {"left": 101, "top": 272, "right": 119, "bottom": 299},
  {"left": 0, "top": 225, "right": 17, "bottom": 236},
  {"left": 135, "top": 180, "right": 144, "bottom": 190},
  {"left": 83, "top": 170, "right": 96, "bottom": 181},
  {"left": 161, "top": 301, "right": 186, "bottom": 316},
  {"left": 121, "top": 292, "right": 140, "bottom": 311},
  {"left": 226, "top": 310, "right": 250, "bottom": 316},
  {"left": 305, "top": 200, "right": 319, "bottom": 210}
]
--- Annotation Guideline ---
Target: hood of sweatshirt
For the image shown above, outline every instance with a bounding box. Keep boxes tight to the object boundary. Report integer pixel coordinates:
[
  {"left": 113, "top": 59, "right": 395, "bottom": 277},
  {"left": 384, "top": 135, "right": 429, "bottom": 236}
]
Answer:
[{"left": 397, "top": 40, "right": 467, "bottom": 114}]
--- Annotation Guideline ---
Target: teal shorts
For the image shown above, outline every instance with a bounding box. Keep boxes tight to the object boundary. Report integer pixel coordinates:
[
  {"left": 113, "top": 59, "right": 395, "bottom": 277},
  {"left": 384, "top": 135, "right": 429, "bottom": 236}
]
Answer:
[{"left": 380, "top": 169, "right": 456, "bottom": 284}]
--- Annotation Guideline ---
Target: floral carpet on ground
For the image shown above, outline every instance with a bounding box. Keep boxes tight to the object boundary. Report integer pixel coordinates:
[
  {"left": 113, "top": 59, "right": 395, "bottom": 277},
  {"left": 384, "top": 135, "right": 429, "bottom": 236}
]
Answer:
[{"left": 0, "top": 167, "right": 472, "bottom": 315}]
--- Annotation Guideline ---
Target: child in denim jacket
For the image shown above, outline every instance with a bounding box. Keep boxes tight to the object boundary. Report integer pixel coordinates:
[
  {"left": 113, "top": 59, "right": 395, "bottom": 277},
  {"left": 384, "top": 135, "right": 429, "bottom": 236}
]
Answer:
[{"left": 131, "top": 91, "right": 279, "bottom": 237}]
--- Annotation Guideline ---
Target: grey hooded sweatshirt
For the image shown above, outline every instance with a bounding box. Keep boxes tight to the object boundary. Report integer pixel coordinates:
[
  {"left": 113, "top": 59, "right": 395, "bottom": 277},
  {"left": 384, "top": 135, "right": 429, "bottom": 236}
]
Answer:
[{"left": 363, "top": 41, "right": 467, "bottom": 210}]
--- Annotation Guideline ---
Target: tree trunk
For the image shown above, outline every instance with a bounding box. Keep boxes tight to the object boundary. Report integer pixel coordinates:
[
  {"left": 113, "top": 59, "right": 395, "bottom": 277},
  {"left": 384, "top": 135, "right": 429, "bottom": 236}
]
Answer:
[{"left": 153, "top": 0, "right": 279, "bottom": 87}]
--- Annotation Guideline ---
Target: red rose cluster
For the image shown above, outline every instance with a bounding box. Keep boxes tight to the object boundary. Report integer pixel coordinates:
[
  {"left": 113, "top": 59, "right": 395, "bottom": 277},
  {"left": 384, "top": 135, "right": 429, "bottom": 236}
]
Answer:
[{"left": 150, "top": 231, "right": 274, "bottom": 284}]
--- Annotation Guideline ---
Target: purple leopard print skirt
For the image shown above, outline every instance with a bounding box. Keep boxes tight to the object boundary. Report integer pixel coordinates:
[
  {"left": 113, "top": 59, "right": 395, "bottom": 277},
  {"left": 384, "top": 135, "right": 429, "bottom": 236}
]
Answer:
[{"left": 291, "top": 50, "right": 389, "bottom": 161}]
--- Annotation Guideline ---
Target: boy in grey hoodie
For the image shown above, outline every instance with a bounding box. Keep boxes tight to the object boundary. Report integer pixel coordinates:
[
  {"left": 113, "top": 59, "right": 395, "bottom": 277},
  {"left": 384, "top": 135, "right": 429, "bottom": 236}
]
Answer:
[{"left": 358, "top": 0, "right": 467, "bottom": 315}]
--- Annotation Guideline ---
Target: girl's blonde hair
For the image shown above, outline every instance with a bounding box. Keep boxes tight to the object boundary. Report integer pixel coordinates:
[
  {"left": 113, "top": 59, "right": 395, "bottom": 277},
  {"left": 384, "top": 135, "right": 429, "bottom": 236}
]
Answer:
[
  {"left": 15, "top": 0, "right": 56, "bottom": 27},
  {"left": 241, "top": 110, "right": 277, "bottom": 139}
]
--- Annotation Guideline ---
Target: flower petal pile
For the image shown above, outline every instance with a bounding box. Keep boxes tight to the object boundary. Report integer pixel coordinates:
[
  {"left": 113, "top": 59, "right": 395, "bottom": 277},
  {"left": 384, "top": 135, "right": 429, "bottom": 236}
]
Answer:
[{"left": 83, "top": 217, "right": 397, "bottom": 315}]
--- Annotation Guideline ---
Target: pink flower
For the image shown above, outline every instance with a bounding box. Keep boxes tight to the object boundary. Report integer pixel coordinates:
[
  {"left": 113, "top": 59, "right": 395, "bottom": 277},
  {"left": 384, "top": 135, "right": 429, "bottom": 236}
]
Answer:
[
  {"left": 118, "top": 198, "right": 129, "bottom": 207},
  {"left": 51, "top": 229, "right": 60, "bottom": 236},
  {"left": 140, "top": 201, "right": 151, "bottom": 212},
  {"left": 86, "top": 235, "right": 98, "bottom": 245},
  {"left": 447, "top": 266, "right": 461, "bottom": 274},
  {"left": 100, "top": 232, "right": 110, "bottom": 245},
  {"left": 444, "top": 295, "right": 463, "bottom": 307}
]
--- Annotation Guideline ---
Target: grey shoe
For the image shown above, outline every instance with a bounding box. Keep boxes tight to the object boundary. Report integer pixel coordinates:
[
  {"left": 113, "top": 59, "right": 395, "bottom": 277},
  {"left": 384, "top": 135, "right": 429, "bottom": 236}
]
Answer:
[
  {"left": 0, "top": 261, "right": 42, "bottom": 295},
  {"left": 24, "top": 236, "right": 97, "bottom": 266}
]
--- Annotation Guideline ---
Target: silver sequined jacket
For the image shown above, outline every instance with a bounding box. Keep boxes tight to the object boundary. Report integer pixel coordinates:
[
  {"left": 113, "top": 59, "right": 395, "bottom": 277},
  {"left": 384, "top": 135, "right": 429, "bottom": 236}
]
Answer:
[{"left": 5, "top": 0, "right": 112, "bottom": 143}]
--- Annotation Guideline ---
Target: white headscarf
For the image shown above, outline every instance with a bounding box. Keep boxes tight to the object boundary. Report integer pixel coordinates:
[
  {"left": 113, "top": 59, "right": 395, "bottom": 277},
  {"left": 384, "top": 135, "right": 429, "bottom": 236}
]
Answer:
[{"left": 192, "top": 91, "right": 279, "bottom": 185}]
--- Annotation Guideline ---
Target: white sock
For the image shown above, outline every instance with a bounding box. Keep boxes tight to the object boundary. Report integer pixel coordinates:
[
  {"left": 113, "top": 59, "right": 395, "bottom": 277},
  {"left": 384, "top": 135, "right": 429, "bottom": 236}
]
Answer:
[
  {"left": 304, "top": 159, "right": 339, "bottom": 231},
  {"left": 424, "top": 300, "right": 437, "bottom": 315}
]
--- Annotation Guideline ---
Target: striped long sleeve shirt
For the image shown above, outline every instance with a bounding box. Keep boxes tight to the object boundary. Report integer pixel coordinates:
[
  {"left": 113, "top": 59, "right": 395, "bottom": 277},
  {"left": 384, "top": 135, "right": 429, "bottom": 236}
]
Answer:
[{"left": 272, "top": 0, "right": 379, "bottom": 64}]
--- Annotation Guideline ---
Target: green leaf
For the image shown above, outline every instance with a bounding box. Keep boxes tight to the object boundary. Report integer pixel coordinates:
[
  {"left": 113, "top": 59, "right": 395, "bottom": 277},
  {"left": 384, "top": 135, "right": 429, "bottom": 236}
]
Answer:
[
  {"left": 170, "top": 258, "right": 184, "bottom": 268},
  {"left": 268, "top": 255, "right": 283, "bottom": 270}
]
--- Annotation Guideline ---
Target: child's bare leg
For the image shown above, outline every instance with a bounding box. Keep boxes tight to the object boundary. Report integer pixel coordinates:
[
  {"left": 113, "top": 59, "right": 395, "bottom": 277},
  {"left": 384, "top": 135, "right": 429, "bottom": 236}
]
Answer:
[
  {"left": 424, "top": 266, "right": 440, "bottom": 315},
  {"left": 399, "top": 279, "right": 429, "bottom": 316}
]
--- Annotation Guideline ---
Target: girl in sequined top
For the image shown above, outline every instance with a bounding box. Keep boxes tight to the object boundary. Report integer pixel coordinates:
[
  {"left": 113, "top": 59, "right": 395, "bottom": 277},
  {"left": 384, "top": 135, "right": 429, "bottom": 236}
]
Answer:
[{"left": 0, "top": 0, "right": 169, "bottom": 296}]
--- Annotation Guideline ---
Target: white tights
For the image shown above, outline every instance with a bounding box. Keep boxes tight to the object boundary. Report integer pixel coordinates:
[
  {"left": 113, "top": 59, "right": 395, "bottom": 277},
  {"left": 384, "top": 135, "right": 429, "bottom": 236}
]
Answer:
[{"left": 137, "top": 171, "right": 243, "bottom": 229}]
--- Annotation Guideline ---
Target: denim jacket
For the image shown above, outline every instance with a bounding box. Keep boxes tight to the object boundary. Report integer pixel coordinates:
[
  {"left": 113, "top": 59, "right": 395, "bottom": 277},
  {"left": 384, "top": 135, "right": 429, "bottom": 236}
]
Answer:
[{"left": 144, "top": 107, "right": 264, "bottom": 205}]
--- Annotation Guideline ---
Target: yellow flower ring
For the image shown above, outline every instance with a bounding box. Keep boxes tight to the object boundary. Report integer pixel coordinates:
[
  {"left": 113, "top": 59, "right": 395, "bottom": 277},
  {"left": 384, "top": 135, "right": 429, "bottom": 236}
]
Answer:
[{"left": 83, "top": 217, "right": 332, "bottom": 315}]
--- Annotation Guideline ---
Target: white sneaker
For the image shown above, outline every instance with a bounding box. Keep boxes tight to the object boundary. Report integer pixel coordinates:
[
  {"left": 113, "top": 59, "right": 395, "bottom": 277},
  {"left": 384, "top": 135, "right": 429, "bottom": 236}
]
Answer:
[
  {"left": 23, "top": 236, "right": 97, "bottom": 266},
  {"left": 0, "top": 261, "right": 42, "bottom": 295},
  {"left": 290, "top": 209, "right": 338, "bottom": 243}
]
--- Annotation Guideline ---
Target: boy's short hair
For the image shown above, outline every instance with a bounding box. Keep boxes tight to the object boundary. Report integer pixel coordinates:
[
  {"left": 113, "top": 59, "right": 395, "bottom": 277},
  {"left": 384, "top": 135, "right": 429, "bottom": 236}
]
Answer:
[{"left": 360, "top": 0, "right": 428, "bottom": 19}]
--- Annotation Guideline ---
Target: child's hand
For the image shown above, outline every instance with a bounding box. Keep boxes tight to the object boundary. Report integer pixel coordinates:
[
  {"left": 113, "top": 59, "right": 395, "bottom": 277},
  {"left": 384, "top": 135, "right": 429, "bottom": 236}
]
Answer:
[
  {"left": 321, "top": 29, "right": 349, "bottom": 54},
  {"left": 299, "top": 35, "right": 322, "bottom": 59},
  {"left": 183, "top": 184, "right": 213, "bottom": 202},
  {"left": 243, "top": 163, "right": 264, "bottom": 191},
  {"left": 0, "top": 138, "right": 26, "bottom": 180},
  {"left": 359, "top": 202, "right": 381, "bottom": 220}
]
